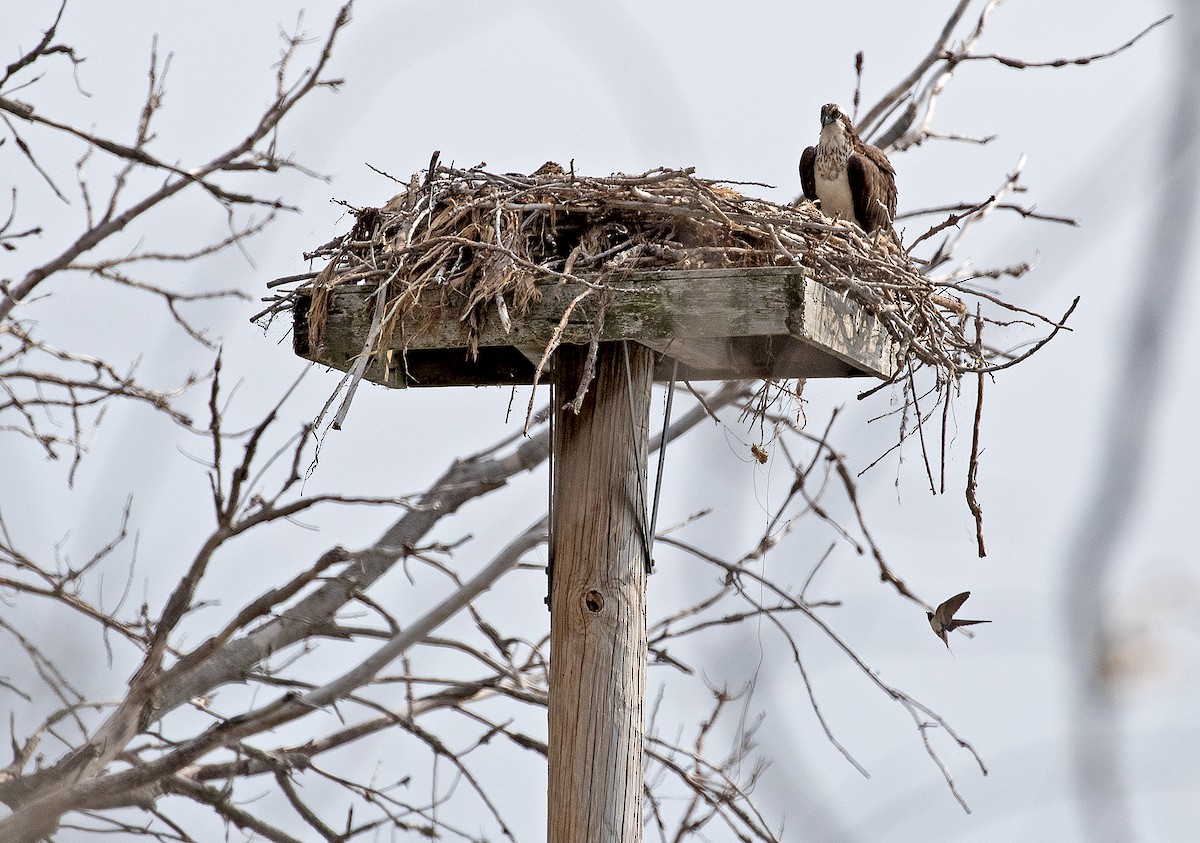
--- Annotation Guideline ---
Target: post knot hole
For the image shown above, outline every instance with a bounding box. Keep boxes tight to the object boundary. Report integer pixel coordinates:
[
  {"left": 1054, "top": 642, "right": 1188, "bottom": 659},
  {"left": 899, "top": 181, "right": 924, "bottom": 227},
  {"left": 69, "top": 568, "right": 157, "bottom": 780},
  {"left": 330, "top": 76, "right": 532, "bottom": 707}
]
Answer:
[{"left": 583, "top": 590, "right": 605, "bottom": 613}]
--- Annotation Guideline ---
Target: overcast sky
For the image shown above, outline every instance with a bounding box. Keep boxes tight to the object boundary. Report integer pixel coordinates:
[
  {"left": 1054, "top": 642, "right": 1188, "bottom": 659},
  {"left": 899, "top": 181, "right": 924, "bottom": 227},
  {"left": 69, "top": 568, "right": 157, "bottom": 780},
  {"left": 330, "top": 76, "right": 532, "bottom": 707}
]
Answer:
[{"left": 4, "top": 1, "right": 1197, "bottom": 840}]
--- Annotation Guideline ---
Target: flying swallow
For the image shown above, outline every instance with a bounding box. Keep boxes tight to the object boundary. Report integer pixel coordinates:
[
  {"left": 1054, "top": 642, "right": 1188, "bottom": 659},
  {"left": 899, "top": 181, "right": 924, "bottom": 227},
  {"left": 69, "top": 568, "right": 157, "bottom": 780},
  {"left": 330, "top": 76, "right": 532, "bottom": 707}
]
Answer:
[{"left": 927, "top": 591, "right": 990, "bottom": 648}]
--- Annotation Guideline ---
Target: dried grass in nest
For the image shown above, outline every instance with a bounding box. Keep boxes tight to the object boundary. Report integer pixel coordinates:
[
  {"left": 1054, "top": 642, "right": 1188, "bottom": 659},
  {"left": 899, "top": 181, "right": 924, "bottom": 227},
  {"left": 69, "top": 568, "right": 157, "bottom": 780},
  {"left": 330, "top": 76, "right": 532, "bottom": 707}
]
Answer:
[{"left": 280, "top": 160, "right": 981, "bottom": 384}]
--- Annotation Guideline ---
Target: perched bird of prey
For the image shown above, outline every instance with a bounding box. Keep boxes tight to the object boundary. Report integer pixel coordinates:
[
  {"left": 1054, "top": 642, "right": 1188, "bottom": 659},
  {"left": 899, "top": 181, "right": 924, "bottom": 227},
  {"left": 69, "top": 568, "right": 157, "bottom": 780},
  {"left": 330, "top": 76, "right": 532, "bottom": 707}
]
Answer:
[
  {"left": 799, "top": 103, "right": 897, "bottom": 234},
  {"left": 927, "top": 591, "right": 991, "bottom": 648}
]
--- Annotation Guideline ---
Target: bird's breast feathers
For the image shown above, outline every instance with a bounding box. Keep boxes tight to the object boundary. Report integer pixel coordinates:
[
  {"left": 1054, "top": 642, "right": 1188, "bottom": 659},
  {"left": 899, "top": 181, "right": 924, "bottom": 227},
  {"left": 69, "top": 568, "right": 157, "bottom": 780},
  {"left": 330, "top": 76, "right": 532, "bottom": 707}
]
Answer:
[
  {"left": 813, "top": 140, "right": 856, "bottom": 224},
  {"left": 813, "top": 167, "right": 857, "bottom": 225}
]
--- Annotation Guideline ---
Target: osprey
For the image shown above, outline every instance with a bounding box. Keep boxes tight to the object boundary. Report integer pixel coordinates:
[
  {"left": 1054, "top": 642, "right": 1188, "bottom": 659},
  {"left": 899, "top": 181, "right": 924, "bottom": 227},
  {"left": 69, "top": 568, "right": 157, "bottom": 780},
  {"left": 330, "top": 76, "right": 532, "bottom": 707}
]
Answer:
[{"left": 799, "top": 103, "right": 897, "bottom": 234}]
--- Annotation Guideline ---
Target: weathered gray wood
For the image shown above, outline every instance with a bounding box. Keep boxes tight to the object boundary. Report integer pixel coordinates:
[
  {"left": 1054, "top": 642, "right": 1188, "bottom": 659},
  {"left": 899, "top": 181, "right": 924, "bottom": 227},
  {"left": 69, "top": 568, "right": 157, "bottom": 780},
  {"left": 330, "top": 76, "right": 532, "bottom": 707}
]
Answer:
[
  {"left": 789, "top": 279, "right": 897, "bottom": 380},
  {"left": 548, "top": 343, "right": 650, "bottom": 843},
  {"left": 639, "top": 336, "right": 735, "bottom": 373},
  {"left": 292, "top": 267, "right": 899, "bottom": 386}
]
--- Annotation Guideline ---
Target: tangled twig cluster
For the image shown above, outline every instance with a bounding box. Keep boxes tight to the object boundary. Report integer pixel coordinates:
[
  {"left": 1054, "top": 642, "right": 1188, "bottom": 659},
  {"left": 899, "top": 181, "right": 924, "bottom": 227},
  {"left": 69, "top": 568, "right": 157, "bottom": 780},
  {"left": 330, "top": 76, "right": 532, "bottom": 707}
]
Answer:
[{"left": 264, "top": 158, "right": 1043, "bottom": 387}]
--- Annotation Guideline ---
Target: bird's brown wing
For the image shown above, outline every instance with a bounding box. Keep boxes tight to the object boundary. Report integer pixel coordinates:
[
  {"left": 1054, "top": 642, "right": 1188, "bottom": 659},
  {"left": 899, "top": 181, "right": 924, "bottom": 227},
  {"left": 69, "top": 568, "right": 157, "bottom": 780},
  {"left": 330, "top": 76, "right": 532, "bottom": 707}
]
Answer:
[
  {"left": 847, "top": 145, "right": 897, "bottom": 233},
  {"left": 936, "top": 591, "right": 972, "bottom": 621},
  {"left": 799, "top": 146, "right": 818, "bottom": 202},
  {"left": 861, "top": 143, "right": 897, "bottom": 209}
]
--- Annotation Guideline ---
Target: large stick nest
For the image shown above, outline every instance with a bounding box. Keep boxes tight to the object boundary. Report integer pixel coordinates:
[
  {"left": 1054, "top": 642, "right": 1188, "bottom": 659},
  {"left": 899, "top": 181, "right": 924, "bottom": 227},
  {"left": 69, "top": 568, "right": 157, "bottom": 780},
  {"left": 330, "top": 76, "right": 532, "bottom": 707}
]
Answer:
[{"left": 268, "top": 160, "right": 978, "bottom": 381}]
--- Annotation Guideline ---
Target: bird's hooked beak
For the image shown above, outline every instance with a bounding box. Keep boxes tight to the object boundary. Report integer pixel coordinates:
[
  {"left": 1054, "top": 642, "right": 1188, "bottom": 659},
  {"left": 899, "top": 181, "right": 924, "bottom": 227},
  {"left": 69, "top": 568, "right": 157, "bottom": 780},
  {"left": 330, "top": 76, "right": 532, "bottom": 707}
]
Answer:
[{"left": 821, "top": 111, "right": 836, "bottom": 126}]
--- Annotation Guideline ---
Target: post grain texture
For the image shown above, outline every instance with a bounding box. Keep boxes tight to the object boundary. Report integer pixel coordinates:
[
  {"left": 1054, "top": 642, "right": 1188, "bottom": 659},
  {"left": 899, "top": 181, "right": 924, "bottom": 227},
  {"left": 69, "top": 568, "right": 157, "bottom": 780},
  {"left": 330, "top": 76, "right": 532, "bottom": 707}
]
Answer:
[{"left": 549, "top": 342, "right": 653, "bottom": 843}]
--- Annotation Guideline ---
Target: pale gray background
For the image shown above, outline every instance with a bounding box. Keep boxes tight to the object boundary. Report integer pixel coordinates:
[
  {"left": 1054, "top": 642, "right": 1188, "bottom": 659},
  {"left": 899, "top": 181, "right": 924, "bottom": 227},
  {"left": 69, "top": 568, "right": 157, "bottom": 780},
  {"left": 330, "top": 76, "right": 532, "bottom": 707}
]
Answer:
[{"left": 3, "top": 0, "right": 1196, "bottom": 840}]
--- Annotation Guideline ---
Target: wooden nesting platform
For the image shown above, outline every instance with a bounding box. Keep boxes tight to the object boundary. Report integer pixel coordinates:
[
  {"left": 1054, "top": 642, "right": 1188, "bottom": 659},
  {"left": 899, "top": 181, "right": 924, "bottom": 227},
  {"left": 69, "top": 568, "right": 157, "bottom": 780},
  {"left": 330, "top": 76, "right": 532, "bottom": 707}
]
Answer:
[{"left": 293, "top": 266, "right": 899, "bottom": 387}]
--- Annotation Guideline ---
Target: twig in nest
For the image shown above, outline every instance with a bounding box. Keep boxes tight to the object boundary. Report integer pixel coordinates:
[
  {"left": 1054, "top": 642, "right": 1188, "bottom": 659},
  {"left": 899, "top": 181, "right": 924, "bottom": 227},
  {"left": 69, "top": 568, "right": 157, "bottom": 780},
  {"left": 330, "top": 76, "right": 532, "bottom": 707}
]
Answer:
[
  {"left": 525, "top": 288, "right": 594, "bottom": 431},
  {"left": 569, "top": 340, "right": 601, "bottom": 415},
  {"left": 967, "top": 306, "right": 987, "bottom": 557}
]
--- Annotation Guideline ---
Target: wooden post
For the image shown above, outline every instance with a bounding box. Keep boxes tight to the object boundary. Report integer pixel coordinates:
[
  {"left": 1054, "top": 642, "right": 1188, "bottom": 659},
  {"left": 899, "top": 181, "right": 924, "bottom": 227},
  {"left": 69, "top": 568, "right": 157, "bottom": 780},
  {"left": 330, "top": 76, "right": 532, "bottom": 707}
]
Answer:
[
  {"left": 292, "top": 269, "right": 901, "bottom": 839},
  {"left": 548, "top": 342, "right": 653, "bottom": 843}
]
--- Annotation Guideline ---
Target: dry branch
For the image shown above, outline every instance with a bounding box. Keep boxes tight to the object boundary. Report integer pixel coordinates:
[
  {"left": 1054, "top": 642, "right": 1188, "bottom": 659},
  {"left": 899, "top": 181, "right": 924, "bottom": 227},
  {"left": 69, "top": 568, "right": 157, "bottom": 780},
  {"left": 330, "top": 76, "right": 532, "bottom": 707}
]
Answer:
[{"left": 1, "top": 2, "right": 353, "bottom": 468}]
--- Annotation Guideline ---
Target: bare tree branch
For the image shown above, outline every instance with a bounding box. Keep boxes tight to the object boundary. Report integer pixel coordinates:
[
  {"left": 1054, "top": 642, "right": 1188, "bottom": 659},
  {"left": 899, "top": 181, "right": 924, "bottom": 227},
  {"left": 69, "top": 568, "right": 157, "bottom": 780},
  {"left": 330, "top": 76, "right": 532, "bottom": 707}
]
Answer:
[{"left": 0, "top": 1, "right": 1166, "bottom": 839}]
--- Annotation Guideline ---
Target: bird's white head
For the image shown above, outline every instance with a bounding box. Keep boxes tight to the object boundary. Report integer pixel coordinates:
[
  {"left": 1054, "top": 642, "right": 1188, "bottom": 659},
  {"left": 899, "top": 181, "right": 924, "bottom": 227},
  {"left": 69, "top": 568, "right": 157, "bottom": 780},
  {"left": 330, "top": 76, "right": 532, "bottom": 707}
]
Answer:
[{"left": 818, "top": 103, "right": 851, "bottom": 145}]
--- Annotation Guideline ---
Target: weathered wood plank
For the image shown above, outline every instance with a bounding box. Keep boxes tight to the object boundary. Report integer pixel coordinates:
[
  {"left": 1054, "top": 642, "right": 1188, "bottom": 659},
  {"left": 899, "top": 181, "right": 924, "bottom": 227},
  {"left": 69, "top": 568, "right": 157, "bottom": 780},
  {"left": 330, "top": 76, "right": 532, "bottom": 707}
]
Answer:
[
  {"left": 293, "top": 267, "right": 899, "bottom": 386},
  {"left": 788, "top": 280, "right": 898, "bottom": 380},
  {"left": 388, "top": 267, "right": 803, "bottom": 350}
]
